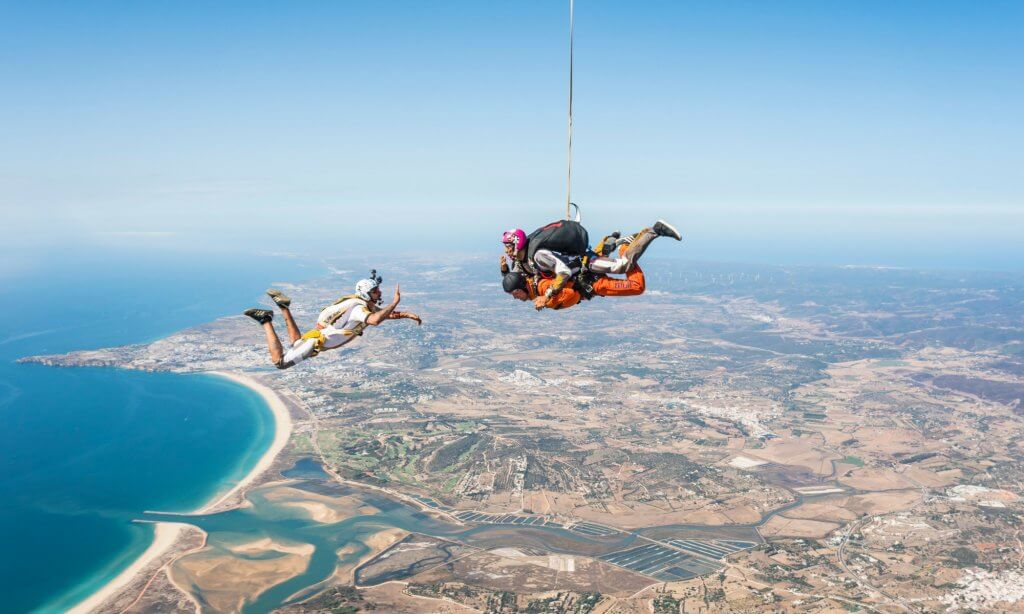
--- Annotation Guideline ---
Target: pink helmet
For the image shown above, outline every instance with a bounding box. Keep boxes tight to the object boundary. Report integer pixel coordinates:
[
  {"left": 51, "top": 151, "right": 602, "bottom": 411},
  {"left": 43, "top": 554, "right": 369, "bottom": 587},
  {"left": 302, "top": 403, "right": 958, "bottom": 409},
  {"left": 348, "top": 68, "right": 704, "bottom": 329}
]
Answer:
[{"left": 502, "top": 228, "right": 527, "bottom": 251}]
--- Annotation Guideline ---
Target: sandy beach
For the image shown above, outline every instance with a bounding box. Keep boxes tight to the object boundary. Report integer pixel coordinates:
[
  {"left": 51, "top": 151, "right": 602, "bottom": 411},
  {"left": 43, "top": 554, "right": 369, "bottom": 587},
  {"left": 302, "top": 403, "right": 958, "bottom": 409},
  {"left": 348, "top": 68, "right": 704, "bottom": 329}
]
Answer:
[{"left": 68, "top": 371, "right": 292, "bottom": 614}]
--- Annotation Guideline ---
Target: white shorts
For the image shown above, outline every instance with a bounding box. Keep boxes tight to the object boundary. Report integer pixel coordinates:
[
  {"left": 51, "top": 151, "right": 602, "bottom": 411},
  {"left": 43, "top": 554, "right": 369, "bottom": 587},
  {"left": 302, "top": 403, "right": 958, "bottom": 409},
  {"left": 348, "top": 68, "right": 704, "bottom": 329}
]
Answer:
[{"left": 279, "top": 338, "right": 318, "bottom": 368}]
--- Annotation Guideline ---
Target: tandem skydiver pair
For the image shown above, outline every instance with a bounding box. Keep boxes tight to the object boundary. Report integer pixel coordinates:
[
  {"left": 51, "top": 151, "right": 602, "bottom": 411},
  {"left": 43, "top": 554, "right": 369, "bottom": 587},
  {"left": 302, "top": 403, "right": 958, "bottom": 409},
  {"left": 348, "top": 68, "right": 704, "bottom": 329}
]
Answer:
[{"left": 499, "top": 218, "right": 682, "bottom": 311}]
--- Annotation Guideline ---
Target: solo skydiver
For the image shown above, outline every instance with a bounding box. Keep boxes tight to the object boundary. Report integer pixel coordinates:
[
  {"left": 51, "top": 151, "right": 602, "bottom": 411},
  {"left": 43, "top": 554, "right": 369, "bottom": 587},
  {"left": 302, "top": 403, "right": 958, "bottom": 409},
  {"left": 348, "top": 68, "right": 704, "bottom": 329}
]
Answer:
[
  {"left": 501, "top": 219, "right": 682, "bottom": 310},
  {"left": 242, "top": 271, "right": 421, "bottom": 369}
]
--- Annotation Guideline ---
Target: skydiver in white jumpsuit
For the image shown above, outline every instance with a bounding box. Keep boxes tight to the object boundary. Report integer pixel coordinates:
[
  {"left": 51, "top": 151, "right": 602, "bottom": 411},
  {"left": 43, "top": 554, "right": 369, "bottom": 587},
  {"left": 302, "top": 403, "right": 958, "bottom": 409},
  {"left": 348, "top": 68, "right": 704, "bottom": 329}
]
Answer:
[{"left": 243, "top": 272, "right": 421, "bottom": 370}]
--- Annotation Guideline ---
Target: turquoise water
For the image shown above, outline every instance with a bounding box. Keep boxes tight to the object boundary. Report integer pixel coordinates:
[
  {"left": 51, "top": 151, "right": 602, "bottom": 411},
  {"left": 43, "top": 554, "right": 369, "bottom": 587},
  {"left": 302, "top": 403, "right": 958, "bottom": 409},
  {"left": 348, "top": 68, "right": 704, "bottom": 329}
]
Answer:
[
  {"left": 0, "top": 248, "right": 316, "bottom": 613},
  {"left": 143, "top": 467, "right": 638, "bottom": 613}
]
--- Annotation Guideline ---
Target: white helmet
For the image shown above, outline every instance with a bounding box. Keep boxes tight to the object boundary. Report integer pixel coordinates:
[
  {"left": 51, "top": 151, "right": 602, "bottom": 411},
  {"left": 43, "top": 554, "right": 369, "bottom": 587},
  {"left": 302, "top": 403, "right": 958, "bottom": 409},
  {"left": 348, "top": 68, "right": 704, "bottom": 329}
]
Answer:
[{"left": 355, "top": 270, "right": 383, "bottom": 302}]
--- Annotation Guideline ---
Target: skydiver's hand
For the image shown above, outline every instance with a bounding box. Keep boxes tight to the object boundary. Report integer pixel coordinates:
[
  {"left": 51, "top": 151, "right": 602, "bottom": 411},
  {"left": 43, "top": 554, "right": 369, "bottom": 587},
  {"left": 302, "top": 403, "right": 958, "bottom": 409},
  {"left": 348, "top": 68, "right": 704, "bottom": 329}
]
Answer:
[
  {"left": 406, "top": 312, "right": 422, "bottom": 325},
  {"left": 534, "top": 296, "right": 548, "bottom": 310},
  {"left": 392, "top": 285, "right": 401, "bottom": 305},
  {"left": 499, "top": 255, "right": 509, "bottom": 275}
]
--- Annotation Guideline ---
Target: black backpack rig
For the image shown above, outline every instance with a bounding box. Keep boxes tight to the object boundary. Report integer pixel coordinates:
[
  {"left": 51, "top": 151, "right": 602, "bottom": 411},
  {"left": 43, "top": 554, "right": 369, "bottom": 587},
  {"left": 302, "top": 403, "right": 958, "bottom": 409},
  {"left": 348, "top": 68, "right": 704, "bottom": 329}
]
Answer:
[{"left": 525, "top": 219, "right": 590, "bottom": 266}]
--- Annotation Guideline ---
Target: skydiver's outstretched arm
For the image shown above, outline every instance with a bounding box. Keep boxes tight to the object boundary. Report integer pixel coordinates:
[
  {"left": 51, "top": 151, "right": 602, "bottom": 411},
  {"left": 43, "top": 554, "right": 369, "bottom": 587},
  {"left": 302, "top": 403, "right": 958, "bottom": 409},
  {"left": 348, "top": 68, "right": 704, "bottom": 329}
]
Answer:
[
  {"left": 366, "top": 285, "right": 401, "bottom": 326},
  {"left": 388, "top": 310, "right": 422, "bottom": 325}
]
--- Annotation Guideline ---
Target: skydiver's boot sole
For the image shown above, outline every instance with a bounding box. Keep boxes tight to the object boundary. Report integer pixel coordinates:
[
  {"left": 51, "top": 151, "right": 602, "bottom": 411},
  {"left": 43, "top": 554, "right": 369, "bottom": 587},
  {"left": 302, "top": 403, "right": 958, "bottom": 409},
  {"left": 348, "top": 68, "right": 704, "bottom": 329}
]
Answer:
[
  {"left": 243, "top": 308, "right": 274, "bottom": 325},
  {"left": 266, "top": 289, "right": 292, "bottom": 308},
  {"left": 653, "top": 220, "right": 683, "bottom": 241}
]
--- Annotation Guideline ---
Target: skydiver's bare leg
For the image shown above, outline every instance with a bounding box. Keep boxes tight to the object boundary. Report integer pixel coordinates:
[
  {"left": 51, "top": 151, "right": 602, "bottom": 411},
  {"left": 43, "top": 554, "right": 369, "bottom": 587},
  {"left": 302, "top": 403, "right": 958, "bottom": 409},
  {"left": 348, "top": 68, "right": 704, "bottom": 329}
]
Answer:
[
  {"left": 262, "top": 322, "right": 285, "bottom": 365},
  {"left": 279, "top": 307, "right": 302, "bottom": 344},
  {"left": 266, "top": 289, "right": 302, "bottom": 344}
]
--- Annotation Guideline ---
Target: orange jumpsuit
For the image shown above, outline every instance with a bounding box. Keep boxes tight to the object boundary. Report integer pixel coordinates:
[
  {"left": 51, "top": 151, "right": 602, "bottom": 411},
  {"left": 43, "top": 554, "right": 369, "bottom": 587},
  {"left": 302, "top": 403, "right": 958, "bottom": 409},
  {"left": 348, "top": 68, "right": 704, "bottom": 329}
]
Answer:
[{"left": 530, "top": 264, "right": 645, "bottom": 310}]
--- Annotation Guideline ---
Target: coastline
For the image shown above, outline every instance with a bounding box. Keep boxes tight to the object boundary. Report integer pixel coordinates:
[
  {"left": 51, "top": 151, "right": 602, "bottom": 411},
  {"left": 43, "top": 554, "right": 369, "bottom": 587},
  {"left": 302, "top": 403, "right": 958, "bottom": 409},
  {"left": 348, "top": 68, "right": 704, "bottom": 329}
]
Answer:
[
  {"left": 199, "top": 372, "right": 293, "bottom": 514},
  {"left": 67, "top": 371, "right": 293, "bottom": 614}
]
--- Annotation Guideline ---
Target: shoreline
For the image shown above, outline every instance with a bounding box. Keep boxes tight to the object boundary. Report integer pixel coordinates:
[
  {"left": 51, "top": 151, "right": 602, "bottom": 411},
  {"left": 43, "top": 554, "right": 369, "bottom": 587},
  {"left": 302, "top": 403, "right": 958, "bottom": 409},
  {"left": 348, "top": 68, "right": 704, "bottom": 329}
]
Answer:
[{"left": 67, "top": 370, "right": 293, "bottom": 614}]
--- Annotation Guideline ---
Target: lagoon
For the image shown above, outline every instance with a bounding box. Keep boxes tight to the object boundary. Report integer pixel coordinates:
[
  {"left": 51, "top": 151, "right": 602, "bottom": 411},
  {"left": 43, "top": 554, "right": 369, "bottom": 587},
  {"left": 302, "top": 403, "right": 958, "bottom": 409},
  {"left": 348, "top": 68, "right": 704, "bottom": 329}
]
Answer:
[{"left": 0, "top": 248, "right": 314, "bottom": 613}]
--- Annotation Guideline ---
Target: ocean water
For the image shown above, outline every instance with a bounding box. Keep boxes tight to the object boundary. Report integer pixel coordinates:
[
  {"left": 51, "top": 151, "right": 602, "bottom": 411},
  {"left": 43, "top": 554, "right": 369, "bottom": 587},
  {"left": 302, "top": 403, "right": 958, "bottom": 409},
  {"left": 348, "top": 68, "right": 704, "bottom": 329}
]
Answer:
[{"left": 0, "top": 248, "right": 317, "bottom": 613}]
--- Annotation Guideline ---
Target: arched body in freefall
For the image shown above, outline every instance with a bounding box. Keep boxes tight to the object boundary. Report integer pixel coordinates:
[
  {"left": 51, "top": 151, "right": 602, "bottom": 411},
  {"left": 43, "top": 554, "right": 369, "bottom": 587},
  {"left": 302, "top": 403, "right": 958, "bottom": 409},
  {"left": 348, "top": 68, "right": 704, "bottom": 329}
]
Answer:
[
  {"left": 500, "top": 219, "right": 682, "bottom": 310},
  {"left": 243, "top": 272, "right": 421, "bottom": 369},
  {"left": 502, "top": 243, "right": 647, "bottom": 310}
]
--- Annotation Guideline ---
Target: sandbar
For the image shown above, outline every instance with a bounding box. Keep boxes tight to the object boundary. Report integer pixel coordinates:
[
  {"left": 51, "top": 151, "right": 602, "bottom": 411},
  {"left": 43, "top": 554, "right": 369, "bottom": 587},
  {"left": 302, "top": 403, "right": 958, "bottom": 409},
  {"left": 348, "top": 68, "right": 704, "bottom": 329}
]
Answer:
[{"left": 68, "top": 371, "right": 292, "bottom": 614}]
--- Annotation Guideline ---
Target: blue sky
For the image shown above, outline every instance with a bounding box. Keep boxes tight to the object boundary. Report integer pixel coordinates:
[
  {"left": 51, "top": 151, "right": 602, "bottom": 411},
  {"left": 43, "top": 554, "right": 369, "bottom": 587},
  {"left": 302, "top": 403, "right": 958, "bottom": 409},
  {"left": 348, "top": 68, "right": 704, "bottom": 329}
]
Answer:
[{"left": 2, "top": 1, "right": 1022, "bottom": 268}]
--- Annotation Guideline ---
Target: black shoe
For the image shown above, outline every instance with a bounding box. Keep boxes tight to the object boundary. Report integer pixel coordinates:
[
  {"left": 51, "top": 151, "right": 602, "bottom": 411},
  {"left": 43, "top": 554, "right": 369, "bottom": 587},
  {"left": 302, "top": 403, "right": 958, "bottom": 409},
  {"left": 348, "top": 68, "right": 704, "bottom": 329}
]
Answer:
[
  {"left": 597, "top": 231, "right": 621, "bottom": 256},
  {"left": 244, "top": 308, "right": 274, "bottom": 325},
  {"left": 577, "top": 273, "right": 596, "bottom": 299},
  {"left": 266, "top": 289, "right": 291, "bottom": 308},
  {"left": 653, "top": 220, "right": 682, "bottom": 241}
]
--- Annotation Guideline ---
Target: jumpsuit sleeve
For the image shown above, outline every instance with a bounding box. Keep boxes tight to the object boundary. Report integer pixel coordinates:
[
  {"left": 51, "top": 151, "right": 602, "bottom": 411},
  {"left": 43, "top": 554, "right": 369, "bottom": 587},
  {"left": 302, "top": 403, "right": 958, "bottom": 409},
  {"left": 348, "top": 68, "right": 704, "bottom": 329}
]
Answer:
[
  {"left": 533, "top": 249, "right": 574, "bottom": 278},
  {"left": 550, "top": 287, "right": 581, "bottom": 309},
  {"left": 348, "top": 305, "right": 370, "bottom": 324}
]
